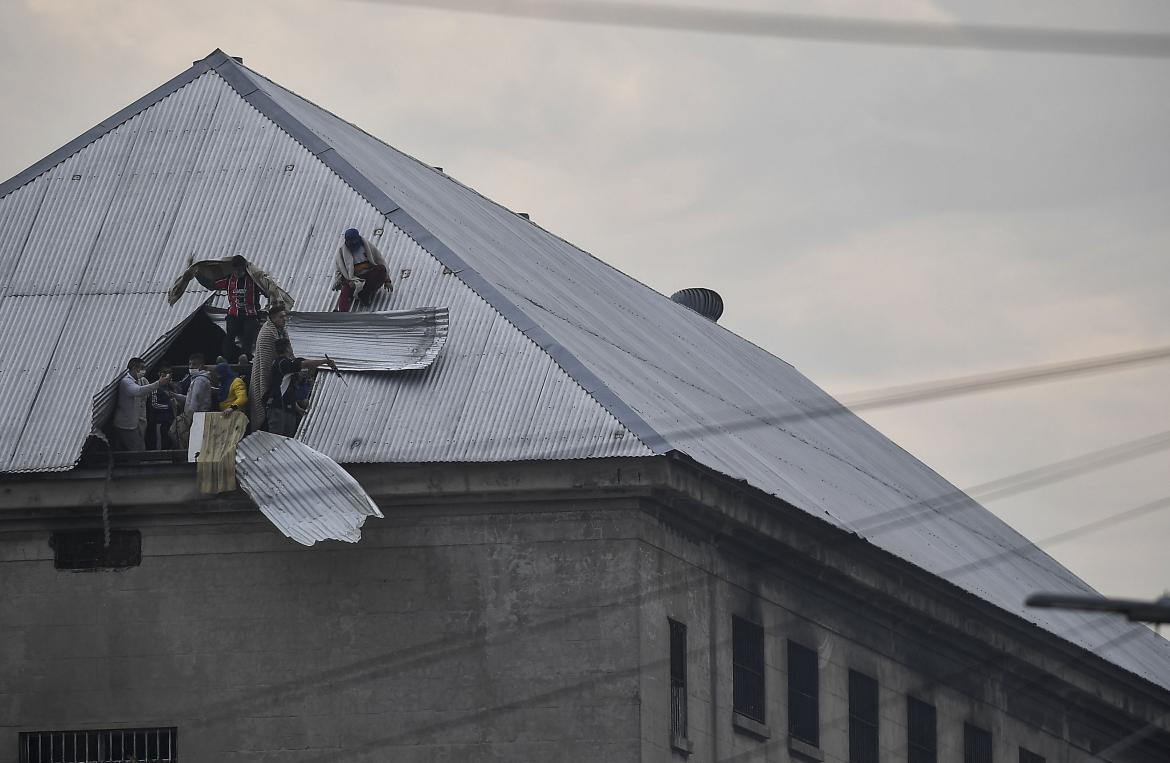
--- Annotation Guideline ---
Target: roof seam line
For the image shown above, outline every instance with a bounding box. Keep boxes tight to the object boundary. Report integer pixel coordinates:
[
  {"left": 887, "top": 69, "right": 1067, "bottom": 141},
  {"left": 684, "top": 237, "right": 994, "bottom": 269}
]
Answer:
[{"left": 212, "top": 58, "right": 666, "bottom": 455}]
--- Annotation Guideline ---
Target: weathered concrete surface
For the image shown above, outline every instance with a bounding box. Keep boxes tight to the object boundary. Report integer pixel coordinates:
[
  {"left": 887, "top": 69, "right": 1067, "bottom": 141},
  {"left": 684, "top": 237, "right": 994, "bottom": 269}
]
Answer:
[
  {"left": 2, "top": 456, "right": 1168, "bottom": 762},
  {"left": 0, "top": 503, "right": 644, "bottom": 762}
]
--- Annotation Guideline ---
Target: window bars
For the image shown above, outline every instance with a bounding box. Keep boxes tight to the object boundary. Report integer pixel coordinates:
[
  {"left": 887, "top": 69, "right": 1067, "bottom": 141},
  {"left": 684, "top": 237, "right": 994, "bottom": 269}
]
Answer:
[
  {"left": 732, "top": 616, "right": 766, "bottom": 722},
  {"left": 847, "top": 669, "right": 879, "bottom": 763},
  {"left": 669, "top": 619, "right": 688, "bottom": 740},
  {"left": 907, "top": 697, "right": 938, "bottom": 763},
  {"left": 787, "top": 640, "right": 819, "bottom": 746},
  {"left": 19, "top": 727, "right": 176, "bottom": 762}
]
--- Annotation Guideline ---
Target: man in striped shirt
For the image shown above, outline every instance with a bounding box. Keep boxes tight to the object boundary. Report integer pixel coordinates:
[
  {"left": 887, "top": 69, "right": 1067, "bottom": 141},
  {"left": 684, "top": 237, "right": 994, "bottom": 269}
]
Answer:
[{"left": 214, "top": 255, "right": 268, "bottom": 359}]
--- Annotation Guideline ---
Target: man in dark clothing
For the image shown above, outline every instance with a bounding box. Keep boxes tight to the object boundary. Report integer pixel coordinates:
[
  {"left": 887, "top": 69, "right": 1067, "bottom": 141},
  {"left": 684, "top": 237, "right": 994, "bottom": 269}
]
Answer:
[
  {"left": 214, "top": 255, "right": 268, "bottom": 358},
  {"left": 147, "top": 365, "right": 178, "bottom": 450},
  {"left": 265, "top": 338, "right": 329, "bottom": 437}
]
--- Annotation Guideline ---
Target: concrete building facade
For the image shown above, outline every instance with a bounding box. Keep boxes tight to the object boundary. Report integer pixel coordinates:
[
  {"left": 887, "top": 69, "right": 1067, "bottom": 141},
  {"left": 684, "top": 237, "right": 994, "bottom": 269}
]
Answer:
[
  {"left": 4, "top": 457, "right": 1169, "bottom": 761},
  {"left": 2, "top": 50, "right": 1169, "bottom": 762}
]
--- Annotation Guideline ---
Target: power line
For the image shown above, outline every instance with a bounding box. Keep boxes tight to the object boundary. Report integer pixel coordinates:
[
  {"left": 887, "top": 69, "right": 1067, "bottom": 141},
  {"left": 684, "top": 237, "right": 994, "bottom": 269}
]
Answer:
[
  {"left": 364, "top": 0, "right": 1170, "bottom": 60},
  {"left": 657, "top": 342, "right": 1170, "bottom": 443},
  {"left": 942, "top": 495, "right": 1170, "bottom": 580},
  {"left": 845, "top": 429, "right": 1170, "bottom": 543}
]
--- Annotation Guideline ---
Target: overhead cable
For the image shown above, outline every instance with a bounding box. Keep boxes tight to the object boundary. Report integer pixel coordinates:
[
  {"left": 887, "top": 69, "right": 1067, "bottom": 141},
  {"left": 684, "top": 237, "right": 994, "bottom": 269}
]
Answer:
[{"left": 366, "top": 0, "right": 1170, "bottom": 59}]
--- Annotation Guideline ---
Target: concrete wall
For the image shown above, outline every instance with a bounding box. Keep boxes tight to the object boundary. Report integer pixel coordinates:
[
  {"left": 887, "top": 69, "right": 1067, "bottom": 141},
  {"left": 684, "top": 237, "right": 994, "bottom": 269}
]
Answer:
[
  {"left": 633, "top": 508, "right": 1159, "bottom": 763},
  {"left": 2, "top": 464, "right": 1166, "bottom": 763},
  {"left": 0, "top": 502, "right": 644, "bottom": 762}
]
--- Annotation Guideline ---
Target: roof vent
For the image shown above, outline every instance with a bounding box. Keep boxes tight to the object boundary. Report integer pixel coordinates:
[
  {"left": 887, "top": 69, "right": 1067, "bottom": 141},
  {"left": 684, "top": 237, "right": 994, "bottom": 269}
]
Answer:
[
  {"left": 670, "top": 288, "right": 724, "bottom": 322},
  {"left": 518, "top": 212, "right": 530, "bottom": 220}
]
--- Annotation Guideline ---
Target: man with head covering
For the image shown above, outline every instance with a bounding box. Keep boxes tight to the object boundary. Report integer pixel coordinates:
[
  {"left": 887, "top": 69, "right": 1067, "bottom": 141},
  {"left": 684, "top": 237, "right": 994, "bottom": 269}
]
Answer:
[
  {"left": 333, "top": 227, "right": 392, "bottom": 312},
  {"left": 216, "top": 360, "right": 248, "bottom": 418}
]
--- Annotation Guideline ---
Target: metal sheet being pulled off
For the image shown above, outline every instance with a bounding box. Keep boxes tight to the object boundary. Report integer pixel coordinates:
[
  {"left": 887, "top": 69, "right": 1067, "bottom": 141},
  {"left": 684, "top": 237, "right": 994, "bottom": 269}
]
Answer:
[
  {"left": 206, "top": 306, "right": 449, "bottom": 371},
  {"left": 235, "top": 431, "right": 383, "bottom": 545}
]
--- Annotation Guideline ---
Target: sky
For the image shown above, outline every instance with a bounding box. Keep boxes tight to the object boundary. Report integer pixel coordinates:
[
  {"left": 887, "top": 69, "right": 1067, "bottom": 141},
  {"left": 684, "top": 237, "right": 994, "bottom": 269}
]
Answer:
[{"left": 1, "top": 0, "right": 1168, "bottom": 602}]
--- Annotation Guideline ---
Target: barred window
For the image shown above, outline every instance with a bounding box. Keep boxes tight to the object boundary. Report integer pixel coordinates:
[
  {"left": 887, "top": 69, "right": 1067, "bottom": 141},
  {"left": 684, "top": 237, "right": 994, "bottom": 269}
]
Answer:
[
  {"left": 19, "top": 728, "right": 176, "bottom": 762},
  {"left": 907, "top": 697, "right": 937, "bottom": 763},
  {"left": 732, "top": 616, "right": 766, "bottom": 722},
  {"left": 787, "top": 640, "right": 818, "bottom": 746},
  {"left": 1019, "top": 748, "right": 1044, "bottom": 763},
  {"left": 669, "top": 619, "right": 688, "bottom": 740},
  {"left": 51, "top": 530, "right": 141, "bottom": 570},
  {"left": 848, "top": 669, "right": 879, "bottom": 763},
  {"left": 964, "top": 723, "right": 992, "bottom": 763}
]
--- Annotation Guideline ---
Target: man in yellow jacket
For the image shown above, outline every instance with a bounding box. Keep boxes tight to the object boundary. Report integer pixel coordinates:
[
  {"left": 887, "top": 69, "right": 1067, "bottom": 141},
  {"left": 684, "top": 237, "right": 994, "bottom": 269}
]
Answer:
[{"left": 216, "top": 361, "right": 248, "bottom": 417}]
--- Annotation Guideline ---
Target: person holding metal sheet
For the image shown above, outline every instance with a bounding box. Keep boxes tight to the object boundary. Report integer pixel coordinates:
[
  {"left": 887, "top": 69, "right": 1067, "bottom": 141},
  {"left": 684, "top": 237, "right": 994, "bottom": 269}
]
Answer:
[
  {"left": 333, "top": 227, "right": 392, "bottom": 312},
  {"left": 213, "top": 255, "right": 267, "bottom": 358},
  {"left": 265, "top": 338, "right": 330, "bottom": 437},
  {"left": 112, "top": 358, "right": 171, "bottom": 452}
]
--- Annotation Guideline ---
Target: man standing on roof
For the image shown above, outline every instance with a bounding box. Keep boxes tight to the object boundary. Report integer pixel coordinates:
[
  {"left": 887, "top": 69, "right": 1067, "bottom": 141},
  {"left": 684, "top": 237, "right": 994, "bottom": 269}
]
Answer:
[
  {"left": 214, "top": 255, "right": 267, "bottom": 358},
  {"left": 334, "top": 228, "right": 392, "bottom": 312},
  {"left": 250, "top": 304, "right": 290, "bottom": 429},
  {"left": 265, "top": 338, "right": 330, "bottom": 437},
  {"left": 112, "top": 358, "right": 170, "bottom": 452}
]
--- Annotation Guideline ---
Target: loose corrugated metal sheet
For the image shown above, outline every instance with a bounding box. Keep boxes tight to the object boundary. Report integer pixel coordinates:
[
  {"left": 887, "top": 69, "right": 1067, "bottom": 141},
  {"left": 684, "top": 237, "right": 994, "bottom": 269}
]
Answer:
[
  {"left": 206, "top": 306, "right": 449, "bottom": 371},
  {"left": 235, "top": 431, "right": 382, "bottom": 545},
  {"left": 230, "top": 60, "right": 1170, "bottom": 690}
]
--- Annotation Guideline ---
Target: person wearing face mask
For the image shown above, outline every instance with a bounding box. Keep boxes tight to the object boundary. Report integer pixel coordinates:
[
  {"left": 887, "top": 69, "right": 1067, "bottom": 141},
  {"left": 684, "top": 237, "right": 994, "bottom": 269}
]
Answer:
[
  {"left": 333, "top": 227, "right": 392, "bottom": 312},
  {"left": 170, "top": 353, "right": 213, "bottom": 447},
  {"left": 112, "top": 358, "right": 171, "bottom": 452}
]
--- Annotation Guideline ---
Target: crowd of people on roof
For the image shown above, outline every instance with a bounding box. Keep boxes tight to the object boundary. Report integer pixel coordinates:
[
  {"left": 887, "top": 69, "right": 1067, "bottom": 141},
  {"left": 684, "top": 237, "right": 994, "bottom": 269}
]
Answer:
[{"left": 111, "top": 227, "right": 391, "bottom": 452}]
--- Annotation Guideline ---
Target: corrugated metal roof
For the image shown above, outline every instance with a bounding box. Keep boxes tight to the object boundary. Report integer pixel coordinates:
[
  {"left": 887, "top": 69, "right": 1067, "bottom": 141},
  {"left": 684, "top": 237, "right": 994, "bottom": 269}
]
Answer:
[
  {"left": 0, "top": 55, "right": 648, "bottom": 476},
  {"left": 207, "top": 306, "right": 449, "bottom": 371},
  {"left": 236, "top": 431, "right": 382, "bottom": 545},
  {"left": 220, "top": 56, "right": 1170, "bottom": 690},
  {"left": 0, "top": 49, "right": 1167, "bottom": 691}
]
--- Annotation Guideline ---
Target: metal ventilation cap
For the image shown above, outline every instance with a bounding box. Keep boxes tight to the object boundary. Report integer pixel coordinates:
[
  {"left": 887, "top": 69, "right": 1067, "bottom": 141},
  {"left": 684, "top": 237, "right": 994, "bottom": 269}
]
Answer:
[{"left": 670, "top": 288, "right": 724, "bottom": 322}]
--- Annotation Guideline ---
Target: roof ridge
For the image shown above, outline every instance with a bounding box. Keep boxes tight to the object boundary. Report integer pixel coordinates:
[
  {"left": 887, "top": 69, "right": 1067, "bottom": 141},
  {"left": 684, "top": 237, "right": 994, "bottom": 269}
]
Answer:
[
  {"left": 236, "top": 63, "right": 793, "bottom": 373},
  {"left": 209, "top": 55, "right": 669, "bottom": 454}
]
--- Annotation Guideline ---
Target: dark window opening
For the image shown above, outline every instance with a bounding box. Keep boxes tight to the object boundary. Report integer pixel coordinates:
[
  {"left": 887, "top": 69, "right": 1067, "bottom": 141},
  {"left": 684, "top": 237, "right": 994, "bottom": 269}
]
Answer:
[
  {"left": 19, "top": 727, "right": 176, "bottom": 762},
  {"left": 787, "top": 640, "right": 818, "bottom": 746},
  {"left": 907, "top": 697, "right": 937, "bottom": 763},
  {"left": 848, "top": 669, "right": 879, "bottom": 763},
  {"left": 161, "top": 309, "right": 228, "bottom": 368},
  {"left": 669, "top": 619, "right": 688, "bottom": 740},
  {"left": 732, "top": 616, "right": 765, "bottom": 723},
  {"left": 51, "top": 530, "right": 141, "bottom": 570},
  {"left": 964, "top": 723, "right": 992, "bottom": 763},
  {"left": 1018, "top": 748, "right": 1044, "bottom": 763}
]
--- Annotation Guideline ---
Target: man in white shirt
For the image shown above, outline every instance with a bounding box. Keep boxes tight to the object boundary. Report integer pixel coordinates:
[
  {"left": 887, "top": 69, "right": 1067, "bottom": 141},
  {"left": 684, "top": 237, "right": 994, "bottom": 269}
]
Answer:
[{"left": 112, "top": 357, "right": 170, "bottom": 452}]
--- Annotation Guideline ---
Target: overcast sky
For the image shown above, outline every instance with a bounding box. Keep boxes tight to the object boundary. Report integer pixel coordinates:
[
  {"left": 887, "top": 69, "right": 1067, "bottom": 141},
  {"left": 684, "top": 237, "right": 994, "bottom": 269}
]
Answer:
[{"left": 2, "top": 0, "right": 1168, "bottom": 602}]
